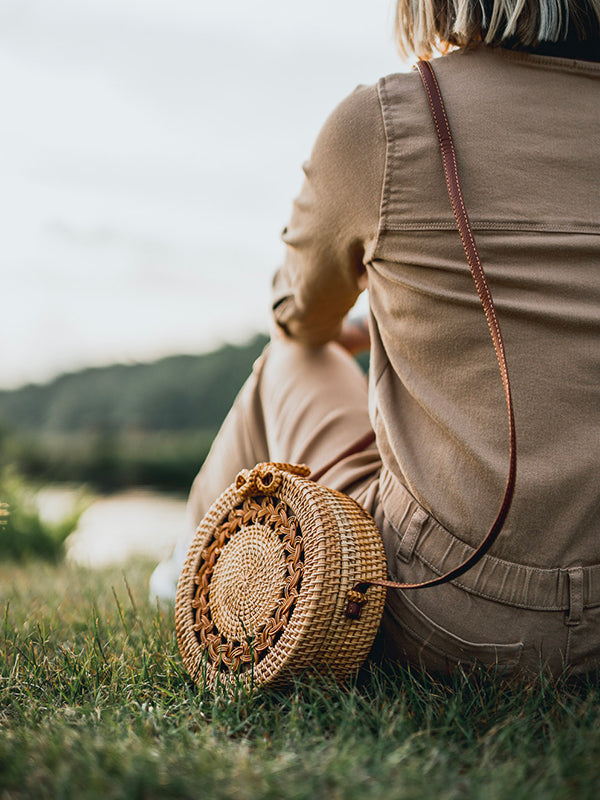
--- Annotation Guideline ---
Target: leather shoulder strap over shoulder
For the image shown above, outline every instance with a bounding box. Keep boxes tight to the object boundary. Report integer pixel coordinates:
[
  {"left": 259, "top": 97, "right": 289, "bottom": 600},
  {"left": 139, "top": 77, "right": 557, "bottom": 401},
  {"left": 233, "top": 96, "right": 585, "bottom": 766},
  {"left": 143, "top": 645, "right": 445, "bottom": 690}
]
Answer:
[{"left": 345, "top": 59, "right": 517, "bottom": 616}]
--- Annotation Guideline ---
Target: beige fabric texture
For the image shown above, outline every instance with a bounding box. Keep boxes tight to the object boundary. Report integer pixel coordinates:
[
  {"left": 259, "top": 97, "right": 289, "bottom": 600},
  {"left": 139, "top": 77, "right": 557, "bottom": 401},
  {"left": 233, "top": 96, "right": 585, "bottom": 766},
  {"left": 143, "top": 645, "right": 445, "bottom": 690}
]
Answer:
[{"left": 190, "top": 46, "right": 600, "bottom": 676}]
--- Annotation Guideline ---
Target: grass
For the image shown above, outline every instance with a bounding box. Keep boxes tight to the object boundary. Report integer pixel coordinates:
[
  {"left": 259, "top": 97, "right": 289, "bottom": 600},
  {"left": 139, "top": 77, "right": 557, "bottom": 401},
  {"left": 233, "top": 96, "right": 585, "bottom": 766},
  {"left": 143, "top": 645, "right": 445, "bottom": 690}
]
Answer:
[{"left": 1, "top": 560, "right": 600, "bottom": 799}]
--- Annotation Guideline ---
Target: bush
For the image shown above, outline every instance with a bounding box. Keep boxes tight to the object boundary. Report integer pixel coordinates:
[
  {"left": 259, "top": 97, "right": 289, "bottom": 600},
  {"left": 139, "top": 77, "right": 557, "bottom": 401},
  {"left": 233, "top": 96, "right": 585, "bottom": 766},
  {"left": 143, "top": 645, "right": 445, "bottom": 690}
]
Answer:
[{"left": 0, "top": 468, "right": 84, "bottom": 562}]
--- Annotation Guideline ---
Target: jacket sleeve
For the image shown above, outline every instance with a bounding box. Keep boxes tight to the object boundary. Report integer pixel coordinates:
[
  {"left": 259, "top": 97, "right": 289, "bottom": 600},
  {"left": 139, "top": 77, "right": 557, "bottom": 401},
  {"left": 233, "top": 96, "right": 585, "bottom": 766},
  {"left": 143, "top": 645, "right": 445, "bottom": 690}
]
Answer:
[{"left": 271, "top": 83, "right": 386, "bottom": 345}]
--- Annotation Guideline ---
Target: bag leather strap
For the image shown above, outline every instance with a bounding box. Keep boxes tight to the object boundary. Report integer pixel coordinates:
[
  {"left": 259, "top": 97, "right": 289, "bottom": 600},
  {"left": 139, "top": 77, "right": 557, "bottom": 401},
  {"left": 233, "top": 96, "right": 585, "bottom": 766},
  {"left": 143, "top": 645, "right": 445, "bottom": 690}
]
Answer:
[{"left": 346, "top": 59, "right": 517, "bottom": 616}]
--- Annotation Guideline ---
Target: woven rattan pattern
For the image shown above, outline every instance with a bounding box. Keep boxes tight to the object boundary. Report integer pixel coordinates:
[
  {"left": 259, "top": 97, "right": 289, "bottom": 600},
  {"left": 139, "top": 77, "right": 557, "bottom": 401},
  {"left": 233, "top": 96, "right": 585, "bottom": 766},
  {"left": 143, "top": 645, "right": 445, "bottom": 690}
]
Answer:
[
  {"left": 175, "top": 463, "right": 387, "bottom": 691},
  {"left": 209, "top": 525, "right": 287, "bottom": 640},
  {"left": 192, "top": 497, "right": 303, "bottom": 672}
]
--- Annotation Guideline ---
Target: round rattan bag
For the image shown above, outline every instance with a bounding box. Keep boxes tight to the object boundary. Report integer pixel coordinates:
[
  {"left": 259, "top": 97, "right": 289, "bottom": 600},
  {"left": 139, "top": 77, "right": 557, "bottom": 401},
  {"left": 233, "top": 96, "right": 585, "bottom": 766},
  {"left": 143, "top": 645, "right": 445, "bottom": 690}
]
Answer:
[{"left": 175, "top": 462, "right": 387, "bottom": 692}]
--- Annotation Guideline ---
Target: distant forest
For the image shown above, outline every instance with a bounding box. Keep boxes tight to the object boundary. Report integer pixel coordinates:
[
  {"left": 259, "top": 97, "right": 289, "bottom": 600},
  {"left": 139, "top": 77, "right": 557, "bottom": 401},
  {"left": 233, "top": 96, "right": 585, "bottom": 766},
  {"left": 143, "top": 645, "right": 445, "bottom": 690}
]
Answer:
[{"left": 0, "top": 335, "right": 269, "bottom": 491}]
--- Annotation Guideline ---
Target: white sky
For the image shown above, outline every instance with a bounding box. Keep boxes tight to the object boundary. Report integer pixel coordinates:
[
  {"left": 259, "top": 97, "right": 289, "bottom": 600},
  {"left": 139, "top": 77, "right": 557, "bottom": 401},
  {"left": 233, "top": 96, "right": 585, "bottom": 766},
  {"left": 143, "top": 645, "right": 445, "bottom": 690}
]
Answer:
[{"left": 0, "top": 0, "right": 407, "bottom": 388}]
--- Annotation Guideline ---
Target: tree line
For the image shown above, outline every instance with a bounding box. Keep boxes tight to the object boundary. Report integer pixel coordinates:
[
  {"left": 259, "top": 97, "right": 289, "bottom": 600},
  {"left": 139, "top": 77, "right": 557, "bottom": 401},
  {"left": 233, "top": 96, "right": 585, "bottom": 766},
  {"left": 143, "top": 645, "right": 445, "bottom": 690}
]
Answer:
[{"left": 0, "top": 335, "right": 268, "bottom": 492}]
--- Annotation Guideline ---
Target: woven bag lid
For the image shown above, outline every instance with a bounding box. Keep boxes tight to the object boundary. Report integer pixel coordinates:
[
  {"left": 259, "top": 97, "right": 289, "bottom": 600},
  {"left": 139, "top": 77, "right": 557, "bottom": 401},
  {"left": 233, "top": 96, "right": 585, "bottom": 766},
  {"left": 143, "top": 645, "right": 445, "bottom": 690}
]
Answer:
[{"left": 175, "top": 462, "right": 386, "bottom": 692}]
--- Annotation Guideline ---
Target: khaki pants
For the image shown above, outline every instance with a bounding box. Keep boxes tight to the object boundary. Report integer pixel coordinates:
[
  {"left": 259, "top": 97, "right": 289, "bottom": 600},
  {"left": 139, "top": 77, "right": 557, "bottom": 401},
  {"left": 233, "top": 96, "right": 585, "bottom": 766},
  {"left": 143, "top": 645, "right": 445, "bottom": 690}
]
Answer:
[
  {"left": 186, "top": 338, "right": 600, "bottom": 678},
  {"left": 187, "top": 339, "right": 380, "bottom": 524}
]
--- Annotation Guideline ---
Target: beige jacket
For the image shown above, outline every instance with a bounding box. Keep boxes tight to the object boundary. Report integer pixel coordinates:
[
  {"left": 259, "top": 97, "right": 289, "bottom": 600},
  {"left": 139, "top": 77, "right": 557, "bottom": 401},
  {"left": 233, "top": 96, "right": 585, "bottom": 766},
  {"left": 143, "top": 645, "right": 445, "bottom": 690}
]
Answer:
[{"left": 272, "top": 46, "right": 600, "bottom": 574}]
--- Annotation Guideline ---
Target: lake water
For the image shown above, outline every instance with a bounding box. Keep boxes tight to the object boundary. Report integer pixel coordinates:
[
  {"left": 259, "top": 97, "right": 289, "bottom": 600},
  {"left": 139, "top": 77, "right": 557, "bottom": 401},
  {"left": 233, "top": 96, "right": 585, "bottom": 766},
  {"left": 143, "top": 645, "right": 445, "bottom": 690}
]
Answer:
[{"left": 36, "top": 486, "right": 187, "bottom": 568}]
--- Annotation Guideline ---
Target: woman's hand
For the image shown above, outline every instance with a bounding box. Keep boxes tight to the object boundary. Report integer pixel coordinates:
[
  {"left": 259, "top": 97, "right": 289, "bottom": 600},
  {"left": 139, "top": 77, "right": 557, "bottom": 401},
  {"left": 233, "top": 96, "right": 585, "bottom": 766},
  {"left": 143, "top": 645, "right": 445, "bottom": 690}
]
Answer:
[{"left": 335, "top": 316, "right": 370, "bottom": 355}]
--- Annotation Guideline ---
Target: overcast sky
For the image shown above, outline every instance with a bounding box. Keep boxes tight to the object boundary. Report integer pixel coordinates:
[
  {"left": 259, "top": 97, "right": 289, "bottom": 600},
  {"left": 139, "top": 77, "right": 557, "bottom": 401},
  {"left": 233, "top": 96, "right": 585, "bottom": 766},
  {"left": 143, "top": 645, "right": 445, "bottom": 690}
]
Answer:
[{"left": 0, "top": 0, "right": 407, "bottom": 388}]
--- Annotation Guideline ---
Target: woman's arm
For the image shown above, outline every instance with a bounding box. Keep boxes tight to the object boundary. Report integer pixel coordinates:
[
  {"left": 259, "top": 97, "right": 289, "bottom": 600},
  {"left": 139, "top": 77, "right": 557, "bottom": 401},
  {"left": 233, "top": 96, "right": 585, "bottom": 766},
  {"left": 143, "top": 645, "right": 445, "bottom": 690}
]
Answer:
[{"left": 271, "top": 84, "right": 386, "bottom": 345}]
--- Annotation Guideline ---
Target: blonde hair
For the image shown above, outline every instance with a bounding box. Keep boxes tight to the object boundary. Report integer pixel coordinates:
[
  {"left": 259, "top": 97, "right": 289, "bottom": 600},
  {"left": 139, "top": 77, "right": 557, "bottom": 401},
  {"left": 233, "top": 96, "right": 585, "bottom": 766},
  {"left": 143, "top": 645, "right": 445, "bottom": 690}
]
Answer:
[{"left": 396, "top": 0, "right": 600, "bottom": 59}]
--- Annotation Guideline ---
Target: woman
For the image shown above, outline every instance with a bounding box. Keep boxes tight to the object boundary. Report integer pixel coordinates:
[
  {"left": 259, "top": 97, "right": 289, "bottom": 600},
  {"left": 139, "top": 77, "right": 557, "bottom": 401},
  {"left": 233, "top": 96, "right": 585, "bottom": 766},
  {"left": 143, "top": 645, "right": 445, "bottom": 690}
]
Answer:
[{"left": 152, "top": 0, "right": 600, "bottom": 676}]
